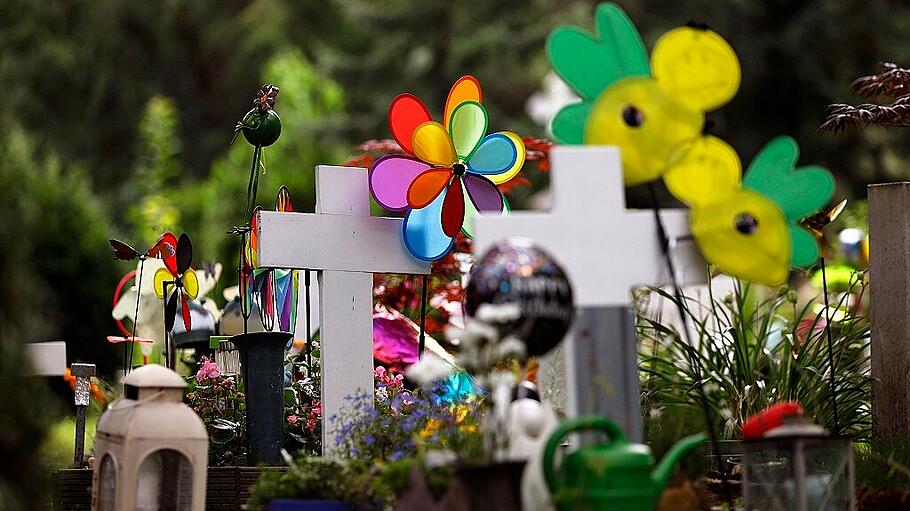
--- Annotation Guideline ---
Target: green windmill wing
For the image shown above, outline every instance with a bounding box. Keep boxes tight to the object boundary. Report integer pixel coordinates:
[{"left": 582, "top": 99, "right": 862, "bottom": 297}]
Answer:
[
  {"left": 550, "top": 102, "right": 592, "bottom": 144},
  {"left": 546, "top": 3, "right": 650, "bottom": 101},
  {"left": 789, "top": 225, "right": 821, "bottom": 268},
  {"left": 743, "top": 136, "right": 835, "bottom": 221},
  {"left": 594, "top": 3, "right": 651, "bottom": 77},
  {"left": 743, "top": 136, "right": 836, "bottom": 268}
]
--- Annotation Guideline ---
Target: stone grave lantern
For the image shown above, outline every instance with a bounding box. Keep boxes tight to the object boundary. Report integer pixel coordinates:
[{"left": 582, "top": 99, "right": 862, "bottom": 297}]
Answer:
[{"left": 92, "top": 364, "right": 208, "bottom": 511}]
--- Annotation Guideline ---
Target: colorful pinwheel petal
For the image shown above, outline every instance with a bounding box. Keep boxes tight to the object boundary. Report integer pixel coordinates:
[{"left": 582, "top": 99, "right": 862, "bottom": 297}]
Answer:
[{"left": 369, "top": 76, "right": 525, "bottom": 261}]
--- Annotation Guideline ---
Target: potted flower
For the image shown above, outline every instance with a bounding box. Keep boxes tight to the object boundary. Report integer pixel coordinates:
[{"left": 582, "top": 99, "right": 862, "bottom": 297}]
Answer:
[{"left": 246, "top": 454, "right": 368, "bottom": 511}]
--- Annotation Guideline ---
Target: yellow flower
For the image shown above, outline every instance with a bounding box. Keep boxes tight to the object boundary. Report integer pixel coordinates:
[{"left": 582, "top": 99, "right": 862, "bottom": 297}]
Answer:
[{"left": 419, "top": 419, "right": 444, "bottom": 439}]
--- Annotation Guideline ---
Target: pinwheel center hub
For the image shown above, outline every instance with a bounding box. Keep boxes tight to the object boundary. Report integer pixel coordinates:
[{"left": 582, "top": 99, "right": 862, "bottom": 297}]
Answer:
[
  {"left": 622, "top": 105, "right": 644, "bottom": 128},
  {"left": 453, "top": 163, "right": 467, "bottom": 176},
  {"left": 734, "top": 212, "right": 759, "bottom": 234}
]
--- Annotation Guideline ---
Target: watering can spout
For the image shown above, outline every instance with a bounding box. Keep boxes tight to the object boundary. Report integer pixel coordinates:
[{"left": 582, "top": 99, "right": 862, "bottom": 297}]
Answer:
[{"left": 651, "top": 433, "right": 707, "bottom": 493}]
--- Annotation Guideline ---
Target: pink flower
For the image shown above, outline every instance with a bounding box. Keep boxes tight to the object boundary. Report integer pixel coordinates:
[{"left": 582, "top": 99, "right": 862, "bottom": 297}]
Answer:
[
  {"left": 374, "top": 365, "right": 405, "bottom": 390},
  {"left": 195, "top": 356, "right": 221, "bottom": 381},
  {"left": 305, "top": 402, "right": 322, "bottom": 431},
  {"left": 287, "top": 415, "right": 298, "bottom": 426}
]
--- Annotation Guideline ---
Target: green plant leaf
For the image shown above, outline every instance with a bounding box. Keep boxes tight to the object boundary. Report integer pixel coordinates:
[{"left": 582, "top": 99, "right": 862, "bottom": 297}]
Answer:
[{"left": 546, "top": 2, "right": 649, "bottom": 101}]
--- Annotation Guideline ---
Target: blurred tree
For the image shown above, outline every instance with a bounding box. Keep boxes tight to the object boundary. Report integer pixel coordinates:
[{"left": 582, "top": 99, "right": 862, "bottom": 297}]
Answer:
[
  {"left": 0, "top": 127, "right": 121, "bottom": 375},
  {"left": 0, "top": 0, "right": 339, "bottom": 188}
]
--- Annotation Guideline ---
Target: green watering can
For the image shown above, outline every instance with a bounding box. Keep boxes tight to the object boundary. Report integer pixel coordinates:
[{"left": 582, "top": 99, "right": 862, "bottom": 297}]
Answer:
[{"left": 543, "top": 416, "right": 706, "bottom": 511}]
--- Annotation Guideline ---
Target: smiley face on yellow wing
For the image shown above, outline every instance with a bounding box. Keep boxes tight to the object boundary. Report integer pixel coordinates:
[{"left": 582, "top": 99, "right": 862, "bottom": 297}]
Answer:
[{"left": 548, "top": 3, "right": 740, "bottom": 186}]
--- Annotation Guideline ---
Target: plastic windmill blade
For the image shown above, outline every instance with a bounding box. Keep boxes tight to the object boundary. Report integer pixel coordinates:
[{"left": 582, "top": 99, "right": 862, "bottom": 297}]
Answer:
[
  {"left": 547, "top": 2, "right": 740, "bottom": 187},
  {"left": 274, "top": 269, "right": 298, "bottom": 332},
  {"left": 667, "top": 136, "right": 834, "bottom": 286},
  {"left": 742, "top": 136, "right": 836, "bottom": 268}
]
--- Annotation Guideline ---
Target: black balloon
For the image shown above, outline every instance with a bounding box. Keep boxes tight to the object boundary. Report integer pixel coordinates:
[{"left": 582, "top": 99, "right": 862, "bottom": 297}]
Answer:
[{"left": 465, "top": 238, "right": 574, "bottom": 357}]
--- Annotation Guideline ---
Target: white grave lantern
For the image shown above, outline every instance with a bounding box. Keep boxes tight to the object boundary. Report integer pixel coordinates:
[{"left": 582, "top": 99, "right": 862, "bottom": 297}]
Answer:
[{"left": 92, "top": 364, "right": 207, "bottom": 511}]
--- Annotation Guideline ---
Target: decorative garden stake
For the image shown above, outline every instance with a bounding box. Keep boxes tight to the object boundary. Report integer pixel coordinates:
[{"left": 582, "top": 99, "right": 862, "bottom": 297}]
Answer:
[
  {"left": 742, "top": 414, "right": 855, "bottom": 511},
  {"left": 92, "top": 364, "right": 208, "bottom": 511},
  {"left": 253, "top": 165, "right": 430, "bottom": 452},
  {"left": 543, "top": 415, "right": 705, "bottom": 511},
  {"left": 71, "top": 363, "right": 95, "bottom": 468},
  {"left": 234, "top": 84, "right": 282, "bottom": 221},
  {"left": 473, "top": 146, "right": 704, "bottom": 439},
  {"left": 801, "top": 199, "right": 848, "bottom": 435},
  {"left": 109, "top": 234, "right": 177, "bottom": 372},
  {"left": 230, "top": 331, "right": 291, "bottom": 465},
  {"left": 151, "top": 233, "right": 199, "bottom": 369},
  {"left": 370, "top": 75, "right": 525, "bottom": 358}
]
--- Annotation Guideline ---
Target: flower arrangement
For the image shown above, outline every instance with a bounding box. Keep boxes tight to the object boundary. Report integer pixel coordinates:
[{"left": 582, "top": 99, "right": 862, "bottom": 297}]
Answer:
[
  {"left": 331, "top": 366, "right": 482, "bottom": 464},
  {"left": 185, "top": 356, "right": 247, "bottom": 465},
  {"left": 284, "top": 354, "right": 322, "bottom": 456}
]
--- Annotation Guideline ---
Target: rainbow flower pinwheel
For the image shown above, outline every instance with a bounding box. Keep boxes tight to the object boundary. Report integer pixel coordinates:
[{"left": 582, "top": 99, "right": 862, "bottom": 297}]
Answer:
[
  {"left": 547, "top": 3, "right": 740, "bottom": 187},
  {"left": 667, "top": 136, "right": 835, "bottom": 285},
  {"left": 369, "top": 76, "right": 525, "bottom": 261}
]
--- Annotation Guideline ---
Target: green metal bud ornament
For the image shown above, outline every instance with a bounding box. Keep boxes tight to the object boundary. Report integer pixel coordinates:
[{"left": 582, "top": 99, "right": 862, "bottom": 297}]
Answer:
[
  {"left": 233, "top": 84, "right": 282, "bottom": 223},
  {"left": 237, "top": 84, "right": 282, "bottom": 147}
]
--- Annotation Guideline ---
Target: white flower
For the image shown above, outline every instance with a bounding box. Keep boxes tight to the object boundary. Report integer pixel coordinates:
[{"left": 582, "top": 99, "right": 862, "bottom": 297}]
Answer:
[
  {"left": 498, "top": 335, "right": 526, "bottom": 360},
  {"left": 405, "top": 357, "right": 454, "bottom": 388}
]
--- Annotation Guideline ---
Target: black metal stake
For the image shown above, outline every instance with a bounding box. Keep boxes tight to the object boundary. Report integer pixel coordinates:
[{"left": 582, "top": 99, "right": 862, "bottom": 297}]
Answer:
[
  {"left": 245, "top": 145, "right": 262, "bottom": 221},
  {"left": 162, "top": 280, "right": 173, "bottom": 369},
  {"left": 819, "top": 256, "right": 841, "bottom": 435},
  {"left": 126, "top": 257, "right": 147, "bottom": 373},
  {"left": 71, "top": 363, "right": 95, "bottom": 468},
  {"left": 646, "top": 184, "right": 732, "bottom": 505},
  {"left": 417, "top": 274, "right": 429, "bottom": 359}
]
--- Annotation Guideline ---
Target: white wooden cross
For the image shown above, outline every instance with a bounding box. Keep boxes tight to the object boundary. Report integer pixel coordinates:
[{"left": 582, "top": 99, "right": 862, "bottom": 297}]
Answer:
[
  {"left": 472, "top": 146, "right": 706, "bottom": 439},
  {"left": 255, "top": 165, "right": 431, "bottom": 452},
  {"left": 26, "top": 341, "right": 67, "bottom": 376}
]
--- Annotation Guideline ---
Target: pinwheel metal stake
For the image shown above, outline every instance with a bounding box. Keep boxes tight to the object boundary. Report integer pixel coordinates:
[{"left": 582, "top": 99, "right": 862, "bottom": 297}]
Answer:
[
  {"left": 232, "top": 85, "right": 282, "bottom": 341},
  {"left": 108, "top": 234, "right": 177, "bottom": 372},
  {"left": 645, "top": 183, "right": 739, "bottom": 511},
  {"left": 367, "top": 75, "right": 525, "bottom": 359}
]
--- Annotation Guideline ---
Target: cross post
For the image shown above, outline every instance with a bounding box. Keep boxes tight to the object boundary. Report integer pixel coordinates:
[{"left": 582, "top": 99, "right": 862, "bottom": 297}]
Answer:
[
  {"left": 255, "top": 165, "right": 431, "bottom": 452},
  {"left": 473, "top": 146, "right": 705, "bottom": 440}
]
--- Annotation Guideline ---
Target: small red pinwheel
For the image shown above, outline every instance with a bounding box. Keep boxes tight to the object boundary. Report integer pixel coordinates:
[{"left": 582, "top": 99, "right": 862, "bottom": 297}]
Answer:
[{"left": 152, "top": 233, "right": 199, "bottom": 332}]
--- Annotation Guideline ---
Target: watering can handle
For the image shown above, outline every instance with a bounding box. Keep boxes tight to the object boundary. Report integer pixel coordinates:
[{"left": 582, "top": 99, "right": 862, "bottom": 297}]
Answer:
[{"left": 542, "top": 415, "right": 628, "bottom": 495}]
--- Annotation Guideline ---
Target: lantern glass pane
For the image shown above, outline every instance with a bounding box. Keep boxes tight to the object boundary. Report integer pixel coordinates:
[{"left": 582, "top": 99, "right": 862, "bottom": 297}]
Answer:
[
  {"left": 744, "top": 443, "right": 796, "bottom": 511},
  {"left": 136, "top": 449, "right": 193, "bottom": 510},
  {"left": 804, "top": 442, "right": 852, "bottom": 510},
  {"left": 97, "top": 454, "right": 117, "bottom": 511}
]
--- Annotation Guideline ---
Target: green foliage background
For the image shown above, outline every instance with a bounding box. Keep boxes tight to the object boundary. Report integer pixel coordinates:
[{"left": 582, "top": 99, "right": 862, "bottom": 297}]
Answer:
[{"left": 0, "top": 0, "right": 907, "bottom": 502}]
